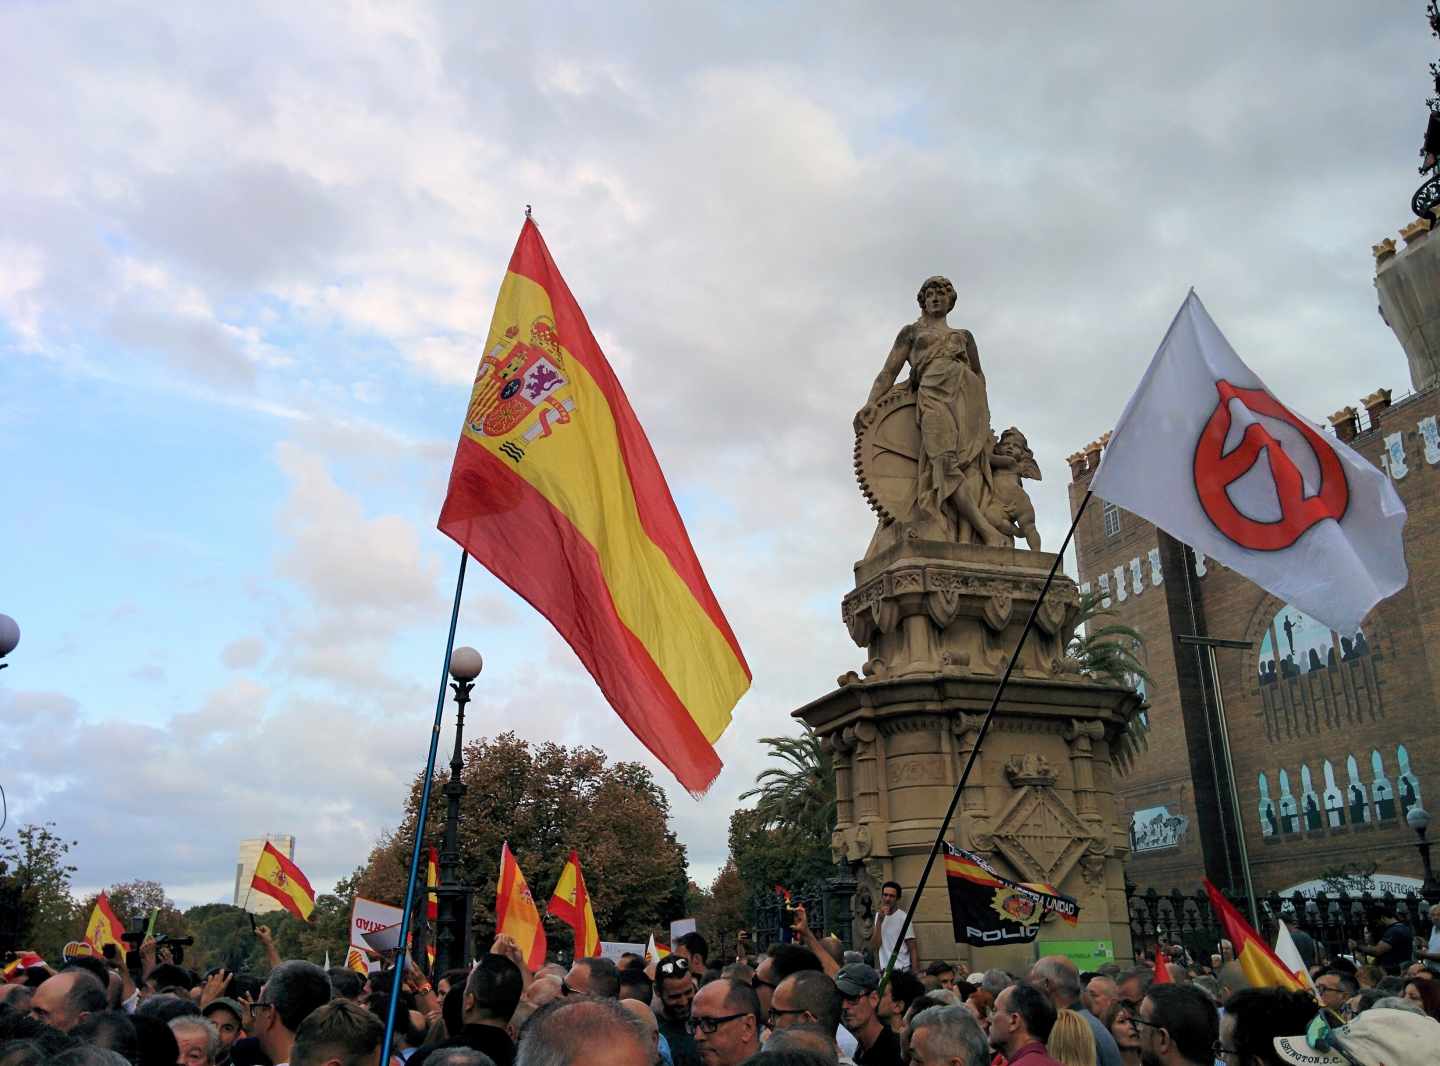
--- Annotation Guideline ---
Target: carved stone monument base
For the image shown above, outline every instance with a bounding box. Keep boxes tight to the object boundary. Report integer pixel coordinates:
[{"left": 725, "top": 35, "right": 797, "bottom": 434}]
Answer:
[{"left": 800, "top": 538, "right": 1140, "bottom": 974}]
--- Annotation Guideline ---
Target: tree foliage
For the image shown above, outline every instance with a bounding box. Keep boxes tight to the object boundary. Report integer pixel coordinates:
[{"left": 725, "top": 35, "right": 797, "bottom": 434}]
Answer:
[
  {"left": 0, "top": 823, "right": 79, "bottom": 958},
  {"left": 1068, "top": 589, "right": 1152, "bottom": 771},
  {"left": 355, "top": 733, "right": 689, "bottom": 954}
]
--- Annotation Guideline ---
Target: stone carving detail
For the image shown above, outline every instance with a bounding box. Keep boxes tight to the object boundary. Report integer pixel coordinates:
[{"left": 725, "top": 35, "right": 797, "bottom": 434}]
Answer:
[
  {"left": 983, "top": 592, "right": 1013, "bottom": 633},
  {"left": 1079, "top": 853, "right": 1108, "bottom": 890},
  {"left": 890, "top": 755, "right": 947, "bottom": 785},
  {"left": 990, "top": 779, "right": 1097, "bottom": 886},
  {"left": 1420, "top": 416, "right": 1440, "bottom": 465},
  {"left": 1004, "top": 753, "right": 1058, "bottom": 787}
]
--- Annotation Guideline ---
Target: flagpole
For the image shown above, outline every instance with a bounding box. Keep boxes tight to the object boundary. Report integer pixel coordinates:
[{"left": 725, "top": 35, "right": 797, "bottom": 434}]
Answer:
[
  {"left": 379, "top": 546, "right": 469, "bottom": 1066},
  {"left": 877, "top": 490, "right": 1093, "bottom": 994}
]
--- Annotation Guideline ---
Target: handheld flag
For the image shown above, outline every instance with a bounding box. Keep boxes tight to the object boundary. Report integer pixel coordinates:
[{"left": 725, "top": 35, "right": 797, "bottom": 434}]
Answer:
[
  {"left": 345, "top": 947, "right": 370, "bottom": 975},
  {"left": 548, "top": 851, "right": 600, "bottom": 958},
  {"left": 1091, "top": 291, "right": 1407, "bottom": 633},
  {"left": 84, "top": 892, "right": 127, "bottom": 960},
  {"left": 425, "top": 847, "right": 439, "bottom": 922},
  {"left": 1203, "top": 879, "right": 1303, "bottom": 991},
  {"left": 438, "top": 219, "right": 751, "bottom": 795},
  {"left": 644, "top": 932, "right": 670, "bottom": 963},
  {"left": 944, "top": 846, "right": 1078, "bottom": 946},
  {"left": 496, "top": 843, "right": 547, "bottom": 971},
  {"left": 1152, "top": 945, "right": 1172, "bottom": 983},
  {"left": 1274, "top": 920, "right": 1318, "bottom": 993},
  {"left": 250, "top": 841, "right": 317, "bottom": 921}
]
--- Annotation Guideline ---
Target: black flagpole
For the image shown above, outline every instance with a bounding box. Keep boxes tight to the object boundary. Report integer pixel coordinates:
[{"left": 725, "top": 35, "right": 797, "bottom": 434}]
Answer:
[
  {"left": 379, "top": 547, "right": 469, "bottom": 1066},
  {"left": 877, "top": 490, "right": 1093, "bottom": 994}
]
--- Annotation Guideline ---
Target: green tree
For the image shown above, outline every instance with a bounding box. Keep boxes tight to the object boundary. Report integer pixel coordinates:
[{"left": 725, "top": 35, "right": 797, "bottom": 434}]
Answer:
[
  {"left": 738, "top": 728, "right": 835, "bottom": 840},
  {"left": 0, "top": 823, "right": 79, "bottom": 958},
  {"left": 1067, "top": 589, "right": 1152, "bottom": 770},
  {"left": 356, "top": 733, "right": 689, "bottom": 956},
  {"left": 695, "top": 863, "right": 748, "bottom": 963}
]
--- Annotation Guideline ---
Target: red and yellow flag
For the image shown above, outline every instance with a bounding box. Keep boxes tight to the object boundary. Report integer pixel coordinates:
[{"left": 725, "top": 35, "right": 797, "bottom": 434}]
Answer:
[
  {"left": 345, "top": 947, "right": 370, "bottom": 975},
  {"left": 1203, "top": 879, "right": 1302, "bottom": 991},
  {"left": 438, "top": 219, "right": 751, "bottom": 795},
  {"left": 1151, "top": 944, "right": 1172, "bottom": 984},
  {"left": 496, "top": 842, "right": 546, "bottom": 971},
  {"left": 251, "top": 842, "right": 316, "bottom": 921},
  {"left": 425, "top": 847, "right": 439, "bottom": 922},
  {"left": 84, "top": 892, "right": 127, "bottom": 959},
  {"left": 548, "top": 850, "right": 599, "bottom": 958}
]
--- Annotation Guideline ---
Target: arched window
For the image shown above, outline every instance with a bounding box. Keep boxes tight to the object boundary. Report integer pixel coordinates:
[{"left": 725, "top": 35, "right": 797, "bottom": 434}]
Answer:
[
  {"left": 1279, "top": 770, "right": 1299, "bottom": 834},
  {"left": 1371, "top": 750, "right": 1396, "bottom": 821},
  {"left": 1258, "top": 773, "right": 1277, "bottom": 837},
  {"left": 1346, "top": 755, "right": 1370, "bottom": 824}
]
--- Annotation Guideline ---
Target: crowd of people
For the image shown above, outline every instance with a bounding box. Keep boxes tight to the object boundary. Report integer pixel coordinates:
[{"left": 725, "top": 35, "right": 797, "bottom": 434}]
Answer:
[{"left": 3, "top": 893, "right": 1440, "bottom": 1066}]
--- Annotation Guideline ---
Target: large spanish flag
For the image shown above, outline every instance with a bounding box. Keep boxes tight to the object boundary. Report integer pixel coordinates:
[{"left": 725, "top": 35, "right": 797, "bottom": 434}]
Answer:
[
  {"left": 496, "top": 842, "right": 547, "bottom": 971},
  {"left": 548, "top": 850, "right": 600, "bottom": 958},
  {"left": 438, "top": 219, "right": 750, "bottom": 795},
  {"left": 251, "top": 842, "right": 316, "bottom": 921},
  {"left": 1203, "top": 879, "right": 1302, "bottom": 991},
  {"left": 84, "top": 891, "right": 127, "bottom": 959}
]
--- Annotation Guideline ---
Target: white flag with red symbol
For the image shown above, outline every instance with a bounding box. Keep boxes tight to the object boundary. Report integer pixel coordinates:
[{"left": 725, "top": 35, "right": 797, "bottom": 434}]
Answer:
[{"left": 1091, "top": 291, "right": 1407, "bottom": 633}]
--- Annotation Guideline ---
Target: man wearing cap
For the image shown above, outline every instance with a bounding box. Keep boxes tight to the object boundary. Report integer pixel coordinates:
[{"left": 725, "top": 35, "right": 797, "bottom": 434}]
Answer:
[
  {"left": 655, "top": 955, "right": 702, "bottom": 1066},
  {"left": 202, "top": 998, "right": 247, "bottom": 1066},
  {"left": 1271, "top": 1006, "right": 1440, "bottom": 1064},
  {"left": 836, "top": 963, "right": 902, "bottom": 1066}
]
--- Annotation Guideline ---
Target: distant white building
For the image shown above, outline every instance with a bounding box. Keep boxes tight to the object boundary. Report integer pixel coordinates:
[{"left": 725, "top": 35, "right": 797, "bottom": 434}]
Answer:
[{"left": 233, "top": 835, "right": 297, "bottom": 913}]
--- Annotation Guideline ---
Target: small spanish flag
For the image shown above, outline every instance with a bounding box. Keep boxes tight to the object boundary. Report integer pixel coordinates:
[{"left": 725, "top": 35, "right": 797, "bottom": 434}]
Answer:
[
  {"left": 438, "top": 218, "right": 751, "bottom": 795},
  {"left": 496, "top": 843, "right": 546, "bottom": 971},
  {"left": 548, "top": 851, "right": 599, "bottom": 958},
  {"left": 426, "top": 847, "right": 439, "bottom": 922},
  {"left": 84, "top": 892, "right": 127, "bottom": 960},
  {"left": 1203, "top": 879, "right": 1302, "bottom": 991},
  {"left": 2, "top": 951, "right": 43, "bottom": 979},
  {"left": 251, "top": 842, "right": 316, "bottom": 921}
]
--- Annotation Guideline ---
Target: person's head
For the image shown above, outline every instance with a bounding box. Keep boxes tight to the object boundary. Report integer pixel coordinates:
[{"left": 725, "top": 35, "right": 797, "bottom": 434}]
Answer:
[
  {"left": 616, "top": 953, "right": 642, "bottom": 973},
  {"left": 61, "top": 958, "right": 112, "bottom": 1001},
  {"left": 1218, "top": 988, "right": 1319, "bottom": 1066},
  {"left": 326, "top": 969, "right": 366, "bottom": 1003},
  {"left": 0, "top": 984, "right": 34, "bottom": 1012},
  {"left": 908, "top": 1004, "right": 989, "bottom": 1066},
  {"left": 988, "top": 983, "right": 1054, "bottom": 1056},
  {"left": 146, "top": 965, "right": 197, "bottom": 996},
  {"left": 1355, "top": 964, "right": 1384, "bottom": 989},
  {"left": 769, "top": 971, "right": 841, "bottom": 1035},
  {"left": 290, "top": 1000, "right": 384, "bottom": 1066},
  {"left": 618, "top": 999, "right": 659, "bottom": 1061},
  {"left": 71, "top": 1012, "right": 139, "bottom": 1064},
  {"left": 30, "top": 970, "right": 108, "bottom": 1032},
  {"left": 1137, "top": 985, "right": 1218, "bottom": 1066},
  {"left": 878, "top": 969, "right": 924, "bottom": 1026},
  {"left": 656, "top": 956, "right": 698, "bottom": 1023},
  {"left": 515, "top": 996, "right": 652, "bottom": 1066},
  {"left": 1401, "top": 976, "right": 1440, "bottom": 1020},
  {"left": 1313, "top": 970, "right": 1357, "bottom": 1014},
  {"left": 170, "top": 1016, "right": 221, "bottom": 1066},
  {"left": 916, "top": 277, "right": 958, "bottom": 316},
  {"left": 675, "top": 933, "right": 709, "bottom": 972},
  {"left": 688, "top": 978, "right": 760, "bottom": 1066},
  {"left": 617, "top": 968, "right": 652, "bottom": 1005},
  {"left": 426, "top": 1051, "right": 495, "bottom": 1066},
  {"left": 1082, "top": 976, "right": 1119, "bottom": 1021},
  {"left": 924, "top": 962, "right": 956, "bottom": 993},
  {"left": 465, "top": 954, "right": 525, "bottom": 1025},
  {"left": 1341, "top": 987, "right": 1387, "bottom": 1022},
  {"left": 760, "top": 1022, "right": 839, "bottom": 1061},
  {"left": 130, "top": 1013, "right": 182, "bottom": 1066},
  {"left": 1028, "top": 956, "right": 1083, "bottom": 1010},
  {"left": 1047, "top": 1009, "right": 1097, "bottom": 1066},
  {"left": 47, "top": 1049, "right": 131, "bottom": 1066},
  {"left": 1106, "top": 998, "right": 1139, "bottom": 1056},
  {"left": 1115, "top": 968, "right": 1153, "bottom": 1007},
  {"left": 201, "top": 999, "right": 245, "bottom": 1052},
  {"left": 879, "top": 881, "right": 903, "bottom": 913},
  {"left": 834, "top": 963, "right": 881, "bottom": 1035},
  {"left": 136, "top": 995, "right": 201, "bottom": 1024},
  {"left": 564, "top": 957, "right": 619, "bottom": 999},
  {"left": 254, "top": 961, "right": 332, "bottom": 1060},
  {"left": 437, "top": 969, "right": 471, "bottom": 997}
]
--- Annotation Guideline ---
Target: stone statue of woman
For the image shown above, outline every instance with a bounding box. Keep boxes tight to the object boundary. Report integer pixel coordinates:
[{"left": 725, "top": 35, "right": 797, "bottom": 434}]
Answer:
[{"left": 854, "top": 276, "right": 1004, "bottom": 545}]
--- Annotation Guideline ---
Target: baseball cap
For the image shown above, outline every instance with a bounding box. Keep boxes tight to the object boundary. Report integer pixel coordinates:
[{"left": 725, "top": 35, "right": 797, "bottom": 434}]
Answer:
[
  {"left": 202, "top": 997, "right": 247, "bottom": 1022},
  {"left": 1271, "top": 1007, "right": 1439, "bottom": 1065},
  {"left": 966, "top": 972, "right": 985, "bottom": 987},
  {"left": 834, "top": 963, "right": 880, "bottom": 997}
]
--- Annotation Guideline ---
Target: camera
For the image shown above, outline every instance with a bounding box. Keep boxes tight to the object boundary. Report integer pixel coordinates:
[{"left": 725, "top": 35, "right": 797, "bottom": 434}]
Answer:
[{"left": 120, "top": 930, "right": 195, "bottom": 966}]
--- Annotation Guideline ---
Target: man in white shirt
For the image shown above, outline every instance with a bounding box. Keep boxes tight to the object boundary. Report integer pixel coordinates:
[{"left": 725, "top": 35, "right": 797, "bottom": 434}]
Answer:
[{"left": 868, "top": 882, "right": 918, "bottom": 974}]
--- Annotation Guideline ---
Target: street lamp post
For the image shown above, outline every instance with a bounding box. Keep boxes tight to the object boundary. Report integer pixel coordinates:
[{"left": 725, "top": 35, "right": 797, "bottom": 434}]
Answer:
[
  {"left": 1407, "top": 806, "right": 1440, "bottom": 904},
  {"left": 0, "top": 614, "right": 19, "bottom": 670},
  {"left": 434, "top": 646, "right": 482, "bottom": 974}
]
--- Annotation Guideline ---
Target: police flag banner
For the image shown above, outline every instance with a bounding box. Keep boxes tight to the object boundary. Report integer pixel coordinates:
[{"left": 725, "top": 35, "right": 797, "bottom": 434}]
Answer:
[
  {"left": 945, "top": 846, "right": 1078, "bottom": 947},
  {"left": 1091, "top": 291, "right": 1407, "bottom": 635},
  {"left": 438, "top": 219, "right": 750, "bottom": 795}
]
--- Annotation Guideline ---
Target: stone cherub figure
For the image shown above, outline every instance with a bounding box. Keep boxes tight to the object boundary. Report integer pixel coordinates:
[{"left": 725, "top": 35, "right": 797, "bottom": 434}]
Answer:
[
  {"left": 854, "top": 276, "right": 1005, "bottom": 546},
  {"left": 986, "top": 427, "right": 1043, "bottom": 550}
]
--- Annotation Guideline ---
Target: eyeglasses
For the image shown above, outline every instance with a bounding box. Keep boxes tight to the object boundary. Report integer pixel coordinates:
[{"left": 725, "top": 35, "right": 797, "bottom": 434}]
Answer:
[
  {"left": 751, "top": 976, "right": 777, "bottom": 991},
  {"left": 560, "top": 979, "right": 579, "bottom": 996},
  {"left": 1131, "top": 1017, "right": 1166, "bottom": 1037},
  {"left": 767, "top": 1007, "right": 811, "bottom": 1026},
  {"left": 687, "top": 1012, "right": 749, "bottom": 1035}
]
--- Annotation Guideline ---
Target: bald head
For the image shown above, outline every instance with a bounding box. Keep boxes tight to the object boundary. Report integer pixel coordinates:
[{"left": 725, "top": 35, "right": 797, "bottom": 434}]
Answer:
[
  {"left": 619, "top": 999, "right": 659, "bottom": 1048},
  {"left": 31, "top": 970, "right": 108, "bottom": 1032},
  {"left": 516, "top": 998, "right": 650, "bottom": 1066},
  {"left": 1028, "top": 956, "right": 1081, "bottom": 1008}
]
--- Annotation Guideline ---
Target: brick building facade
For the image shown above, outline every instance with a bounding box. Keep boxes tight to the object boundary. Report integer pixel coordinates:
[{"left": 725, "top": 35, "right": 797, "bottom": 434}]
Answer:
[{"left": 1067, "top": 384, "right": 1440, "bottom": 897}]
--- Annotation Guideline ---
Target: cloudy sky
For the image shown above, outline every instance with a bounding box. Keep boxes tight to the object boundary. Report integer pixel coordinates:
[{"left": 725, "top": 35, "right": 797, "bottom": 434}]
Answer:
[{"left": 2, "top": 2, "right": 1432, "bottom": 910}]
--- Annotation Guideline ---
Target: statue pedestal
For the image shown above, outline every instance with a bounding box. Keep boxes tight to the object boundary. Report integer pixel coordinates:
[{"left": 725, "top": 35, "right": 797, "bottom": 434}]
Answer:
[{"left": 798, "top": 539, "right": 1140, "bottom": 974}]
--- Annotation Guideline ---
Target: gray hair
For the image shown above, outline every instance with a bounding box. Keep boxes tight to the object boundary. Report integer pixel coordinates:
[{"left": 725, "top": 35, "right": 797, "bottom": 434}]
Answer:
[
  {"left": 764, "top": 1022, "right": 839, "bottom": 1060},
  {"left": 427, "top": 1050, "right": 496, "bottom": 1066},
  {"left": 48, "top": 1050, "right": 131, "bottom": 1066},
  {"left": 169, "top": 1016, "right": 221, "bottom": 1064},
  {"left": 980, "top": 969, "right": 1012, "bottom": 996},
  {"left": 910, "top": 1005, "right": 990, "bottom": 1066},
  {"left": 515, "top": 997, "right": 649, "bottom": 1066},
  {"left": 1373, "top": 995, "right": 1425, "bottom": 1015},
  {"left": 1030, "top": 957, "right": 1082, "bottom": 1003}
]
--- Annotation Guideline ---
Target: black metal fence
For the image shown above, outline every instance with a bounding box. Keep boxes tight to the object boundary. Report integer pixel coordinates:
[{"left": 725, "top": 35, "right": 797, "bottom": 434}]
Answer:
[
  {"left": 1128, "top": 885, "right": 1437, "bottom": 966},
  {"left": 749, "top": 880, "right": 855, "bottom": 955}
]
